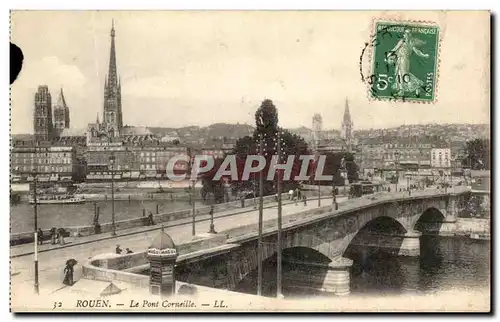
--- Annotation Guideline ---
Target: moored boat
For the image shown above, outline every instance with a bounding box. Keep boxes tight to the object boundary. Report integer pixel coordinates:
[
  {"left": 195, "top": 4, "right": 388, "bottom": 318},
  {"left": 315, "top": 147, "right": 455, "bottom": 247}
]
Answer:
[{"left": 29, "top": 194, "right": 85, "bottom": 205}]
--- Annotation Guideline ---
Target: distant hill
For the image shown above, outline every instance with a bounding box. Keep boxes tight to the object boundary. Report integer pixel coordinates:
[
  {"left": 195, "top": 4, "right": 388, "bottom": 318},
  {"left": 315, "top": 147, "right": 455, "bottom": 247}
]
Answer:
[{"left": 205, "top": 123, "right": 254, "bottom": 139}]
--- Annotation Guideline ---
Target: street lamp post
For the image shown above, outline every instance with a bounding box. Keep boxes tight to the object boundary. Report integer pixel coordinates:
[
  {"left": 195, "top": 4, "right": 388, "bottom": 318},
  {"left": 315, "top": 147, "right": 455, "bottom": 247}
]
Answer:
[
  {"left": 257, "top": 135, "right": 264, "bottom": 296},
  {"left": 32, "top": 141, "right": 39, "bottom": 294},
  {"left": 316, "top": 153, "right": 321, "bottom": 207},
  {"left": 418, "top": 148, "right": 423, "bottom": 189},
  {"left": 332, "top": 169, "right": 338, "bottom": 210},
  {"left": 188, "top": 151, "right": 196, "bottom": 237},
  {"left": 276, "top": 130, "right": 283, "bottom": 299},
  {"left": 253, "top": 175, "right": 257, "bottom": 209},
  {"left": 395, "top": 150, "right": 400, "bottom": 192},
  {"left": 109, "top": 154, "right": 116, "bottom": 236}
]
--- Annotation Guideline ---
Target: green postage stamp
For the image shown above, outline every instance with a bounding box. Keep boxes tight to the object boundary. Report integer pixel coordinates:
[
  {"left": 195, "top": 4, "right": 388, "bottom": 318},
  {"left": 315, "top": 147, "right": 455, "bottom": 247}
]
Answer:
[{"left": 369, "top": 21, "right": 440, "bottom": 102}]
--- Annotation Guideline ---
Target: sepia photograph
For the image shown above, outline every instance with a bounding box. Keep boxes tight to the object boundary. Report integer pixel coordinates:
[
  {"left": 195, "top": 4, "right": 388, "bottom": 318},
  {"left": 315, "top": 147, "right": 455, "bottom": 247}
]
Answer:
[{"left": 8, "top": 10, "right": 490, "bottom": 312}]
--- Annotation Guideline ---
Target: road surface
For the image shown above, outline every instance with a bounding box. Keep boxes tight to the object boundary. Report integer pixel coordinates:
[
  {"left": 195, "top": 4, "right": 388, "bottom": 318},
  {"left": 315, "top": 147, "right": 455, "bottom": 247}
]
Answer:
[{"left": 11, "top": 196, "right": 347, "bottom": 295}]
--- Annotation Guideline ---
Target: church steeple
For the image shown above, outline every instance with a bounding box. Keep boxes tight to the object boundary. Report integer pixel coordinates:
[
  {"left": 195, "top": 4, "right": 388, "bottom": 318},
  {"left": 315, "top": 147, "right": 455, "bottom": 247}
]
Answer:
[
  {"left": 103, "top": 19, "right": 123, "bottom": 137},
  {"left": 341, "top": 97, "right": 353, "bottom": 152},
  {"left": 107, "top": 19, "right": 118, "bottom": 89},
  {"left": 343, "top": 98, "right": 351, "bottom": 124}
]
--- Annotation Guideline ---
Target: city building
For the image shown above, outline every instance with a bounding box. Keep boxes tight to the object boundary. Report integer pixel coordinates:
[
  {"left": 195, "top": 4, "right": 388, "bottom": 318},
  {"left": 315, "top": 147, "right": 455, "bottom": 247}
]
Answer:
[
  {"left": 316, "top": 138, "right": 347, "bottom": 154},
  {"left": 53, "top": 88, "right": 70, "bottom": 137},
  {"left": 341, "top": 98, "right": 353, "bottom": 153},
  {"left": 11, "top": 141, "right": 78, "bottom": 182},
  {"left": 431, "top": 148, "right": 451, "bottom": 168},
  {"left": 33, "top": 85, "right": 54, "bottom": 142},
  {"left": 357, "top": 136, "right": 446, "bottom": 174},
  {"left": 86, "top": 141, "right": 189, "bottom": 181}
]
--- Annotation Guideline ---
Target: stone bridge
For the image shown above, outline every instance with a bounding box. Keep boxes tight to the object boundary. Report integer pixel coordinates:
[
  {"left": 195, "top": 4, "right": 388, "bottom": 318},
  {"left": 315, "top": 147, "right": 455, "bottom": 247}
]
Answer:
[{"left": 177, "top": 187, "right": 470, "bottom": 296}]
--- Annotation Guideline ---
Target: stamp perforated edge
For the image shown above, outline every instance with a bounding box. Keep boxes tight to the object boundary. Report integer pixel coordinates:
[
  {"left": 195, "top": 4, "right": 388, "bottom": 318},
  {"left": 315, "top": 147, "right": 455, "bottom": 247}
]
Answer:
[
  {"left": 365, "top": 17, "right": 442, "bottom": 105},
  {"left": 9, "top": 9, "right": 12, "bottom": 311}
]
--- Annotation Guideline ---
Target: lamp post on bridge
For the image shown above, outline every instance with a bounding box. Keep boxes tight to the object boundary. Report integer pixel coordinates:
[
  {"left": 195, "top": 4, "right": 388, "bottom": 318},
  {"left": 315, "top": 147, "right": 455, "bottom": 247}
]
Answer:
[
  {"left": 395, "top": 150, "right": 400, "bottom": 193},
  {"left": 257, "top": 134, "right": 264, "bottom": 296},
  {"left": 332, "top": 168, "right": 338, "bottom": 210},
  {"left": 32, "top": 141, "right": 40, "bottom": 294},
  {"left": 108, "top": 154, "right": 116, "bottom": 236},
  {"left": 315, "top": 152, "right": 321, "bottom": 207},
  {"left": 274, "top": 129, "right": 285, "bottom": 299},
  {"left": 188, "top": 150, "right": 196, "bottom": 237}
]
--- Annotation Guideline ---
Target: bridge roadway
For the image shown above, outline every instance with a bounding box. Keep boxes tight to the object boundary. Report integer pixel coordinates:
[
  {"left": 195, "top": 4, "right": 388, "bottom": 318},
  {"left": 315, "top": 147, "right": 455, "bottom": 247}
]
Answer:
[{"left": 10, "top": 195, "right": 347, "bottom": 296}]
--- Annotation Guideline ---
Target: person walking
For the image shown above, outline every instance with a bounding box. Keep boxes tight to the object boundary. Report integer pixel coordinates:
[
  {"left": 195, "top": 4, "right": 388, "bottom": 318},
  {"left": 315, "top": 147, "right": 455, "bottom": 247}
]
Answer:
[
  {"left": 62, "top": 260, "right": 76, "bottom": 286},
  {"left": 115, "top": 244, "right": 123, "bottom": 255},
  {"left": 37, "top": 228, "right": 44, "bottom": 245},
  {"left": 148, "top": 212, "right": 155, "bottom": 226},
  {"left": 50, "top": 227, "right": 57, "bottom": 245},
  {"left": 57, "top": 228, "right": 66, "bottom": 245}
]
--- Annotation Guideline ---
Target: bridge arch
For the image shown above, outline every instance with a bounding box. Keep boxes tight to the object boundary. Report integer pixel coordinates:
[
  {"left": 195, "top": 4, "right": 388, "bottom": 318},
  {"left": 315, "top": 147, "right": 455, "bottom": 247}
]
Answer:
[
  {"left": 232, "top": 246, "right": 332, "bottom": 295},
  {"left": 339, "top": 215, "right": 408, "bottom": 256},
  {"left": 413, "top": 207, "right": 446, "bottom": 234}
]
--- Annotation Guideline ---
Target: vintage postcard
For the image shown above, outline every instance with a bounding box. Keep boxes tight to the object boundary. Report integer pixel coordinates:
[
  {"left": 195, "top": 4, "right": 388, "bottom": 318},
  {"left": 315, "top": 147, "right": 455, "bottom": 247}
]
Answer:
[{"left": 9, "top": 10, "right": 490, "bottom": 312}]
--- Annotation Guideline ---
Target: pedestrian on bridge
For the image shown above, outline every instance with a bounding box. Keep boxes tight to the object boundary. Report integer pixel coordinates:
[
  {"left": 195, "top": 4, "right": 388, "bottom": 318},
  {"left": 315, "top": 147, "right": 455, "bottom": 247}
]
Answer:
[
  {"left": 303, "top": 195, "right": 307, "bottom": 206},
  {"left": 37, "top": 228, "right": 44, "bottom": 245},
  {"left": 148, "top": 212, "right": 155, "bottom": 226},
  {"left": 50, "top": 227, "right": 57, "bottom": 245},
  {"left": 57, "top": 228, "right": 66, "bottom": 245}
]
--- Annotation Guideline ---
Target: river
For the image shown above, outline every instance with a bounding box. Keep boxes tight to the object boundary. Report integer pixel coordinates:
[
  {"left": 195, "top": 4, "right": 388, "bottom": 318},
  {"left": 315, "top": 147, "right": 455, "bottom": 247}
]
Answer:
[
  {"left": 237, "top": 235, "right": 490, "bottom": 298},
  {"left": 10, "top": 199, "right": 202, "bottom": 234}
]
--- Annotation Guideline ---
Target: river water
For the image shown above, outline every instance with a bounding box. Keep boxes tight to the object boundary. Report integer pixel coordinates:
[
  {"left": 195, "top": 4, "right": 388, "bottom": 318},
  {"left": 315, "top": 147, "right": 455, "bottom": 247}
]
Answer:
[
  {"left": 349, "top": 236, "right": 490, "bottom": 296},
  {"left": 10, "top": 199, "right": 201, "bottom": 233},
  {"left": 238, "top": 235, "right": 490, "bottom": 298}
]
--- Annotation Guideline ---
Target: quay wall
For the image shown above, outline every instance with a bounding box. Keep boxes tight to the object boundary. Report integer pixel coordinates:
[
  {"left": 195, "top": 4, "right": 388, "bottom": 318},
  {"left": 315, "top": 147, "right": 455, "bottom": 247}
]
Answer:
[{"left": 10, "top": 193, "right": 287, "bottom": 245}]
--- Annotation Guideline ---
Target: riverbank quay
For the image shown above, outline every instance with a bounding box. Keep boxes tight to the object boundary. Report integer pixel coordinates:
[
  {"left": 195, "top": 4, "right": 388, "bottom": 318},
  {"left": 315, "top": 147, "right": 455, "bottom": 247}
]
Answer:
[
  {"left": 10, "top": 193, "right": 279, "bottom": 246},
  {"left": 11, "top": 193, "right": 344, "bottom": 254}
]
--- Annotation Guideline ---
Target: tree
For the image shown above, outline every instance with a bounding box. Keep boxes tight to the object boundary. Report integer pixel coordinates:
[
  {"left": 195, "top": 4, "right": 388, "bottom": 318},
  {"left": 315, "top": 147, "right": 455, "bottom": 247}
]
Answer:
[
  {"left": 230, "top": 99, "right": 313, "bottom": 195},
  {"left": 200, "top": 158, "right": 226, "bottom": 204},
  {"left": 344, "top": 152, "right": 359, "bottom": 183},
  {"left": 462, "top": 138, "right": 490, "bottom": 170}
]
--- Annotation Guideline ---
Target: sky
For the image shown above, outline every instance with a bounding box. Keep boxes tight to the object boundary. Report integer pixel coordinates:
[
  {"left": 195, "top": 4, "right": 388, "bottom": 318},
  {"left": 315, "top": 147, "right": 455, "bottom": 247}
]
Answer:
[{"left": 10, "top": 11, "right": 490, "bottom": 134}]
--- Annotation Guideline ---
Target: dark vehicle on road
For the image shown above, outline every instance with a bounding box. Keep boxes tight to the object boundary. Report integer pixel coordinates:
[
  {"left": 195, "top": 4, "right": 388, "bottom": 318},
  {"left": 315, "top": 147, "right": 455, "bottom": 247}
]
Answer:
[{"left": 349, "top": 182, "right": 382, "bottom": 198}]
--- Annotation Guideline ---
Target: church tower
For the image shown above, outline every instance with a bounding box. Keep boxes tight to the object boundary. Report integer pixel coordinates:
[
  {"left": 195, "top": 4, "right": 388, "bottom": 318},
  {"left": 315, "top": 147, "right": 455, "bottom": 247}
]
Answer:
[
  {"left": 341, "top": 98, "right": 353, "bottom": 152},
  {"left": 34, "top": 85, "right": 54, "bottom": 142},
  {"left": 53, "top": 88, "right": 70, "bottom": 137},
  {"left": 103, "top": 20, "right": 123, "bottom": 137},
  {"left": 312, "top": 113, "right": 323, "bottom": 151}
]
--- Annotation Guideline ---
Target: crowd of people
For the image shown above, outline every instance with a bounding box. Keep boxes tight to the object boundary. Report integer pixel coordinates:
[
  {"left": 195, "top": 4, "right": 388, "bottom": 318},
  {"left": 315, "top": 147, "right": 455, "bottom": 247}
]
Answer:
[
  {"left": 37, "top": 227, "right": 67, "bottom": 246},
  {"left": 115, "top": 244, "right": 134, "bottom": 255}
]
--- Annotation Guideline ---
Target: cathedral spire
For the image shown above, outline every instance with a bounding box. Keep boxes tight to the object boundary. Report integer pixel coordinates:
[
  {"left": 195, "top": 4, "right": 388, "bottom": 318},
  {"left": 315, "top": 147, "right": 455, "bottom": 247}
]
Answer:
[
  {"left": 341, "top": 97, "right": 353, "bottom": 153},
  {"left": 102, "top": 19, "right": 123, "bottom": 137},
  {"left": 343, "top": 97, "right": 351, "bottom": 124},
  {"left": 107, "top": 19, "right": 118, "bottom": 88}
]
